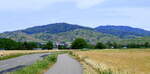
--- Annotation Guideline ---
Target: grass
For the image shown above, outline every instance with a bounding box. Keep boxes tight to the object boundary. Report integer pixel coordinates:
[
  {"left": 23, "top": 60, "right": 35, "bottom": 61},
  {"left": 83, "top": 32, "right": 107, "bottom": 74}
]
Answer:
[
  {"left": 0, "top": 50, "right": 59, "bottom": 60},
  {"left": 0, "top": 53, "right": 25, "bottom": 60},
  {"left": 72, "top": 49, "right": 150, "bottom": 74},
  {"left": 9, "top": 51, "right": 66, "bottom": 74}
]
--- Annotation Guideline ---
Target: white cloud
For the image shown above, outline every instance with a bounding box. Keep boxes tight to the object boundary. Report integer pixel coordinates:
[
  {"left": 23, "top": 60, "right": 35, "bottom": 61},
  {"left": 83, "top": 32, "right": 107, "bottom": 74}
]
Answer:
[{"left": 0, "top": 0, "right": 104, "bottom": 11}]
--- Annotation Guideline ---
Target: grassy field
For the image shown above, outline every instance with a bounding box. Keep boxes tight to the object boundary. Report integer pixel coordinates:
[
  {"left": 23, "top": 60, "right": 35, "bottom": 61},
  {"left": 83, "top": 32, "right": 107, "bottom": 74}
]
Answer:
[{"left": 72, "top": 49, "right": 150, "bottom": 74}]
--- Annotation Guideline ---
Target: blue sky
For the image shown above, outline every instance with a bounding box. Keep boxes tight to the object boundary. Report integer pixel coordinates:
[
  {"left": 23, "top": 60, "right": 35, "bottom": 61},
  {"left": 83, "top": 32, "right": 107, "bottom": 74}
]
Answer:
[{"left": 0, "top": 0, "right": 150, "bottom": 32}]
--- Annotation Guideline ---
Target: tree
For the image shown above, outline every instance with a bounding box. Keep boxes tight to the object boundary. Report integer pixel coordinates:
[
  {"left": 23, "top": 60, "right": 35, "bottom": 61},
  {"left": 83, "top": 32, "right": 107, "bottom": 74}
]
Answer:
[
  {"left": 87, "top": 44, "right": 95, "bottom": 49},
  {"left": 112, "top": 42, "right": 122, "bottom": 48},
  {"left": 43, "top": 41, "right": 53, "bottom": 50},
  {"left": 144, "top": 42, "right": 150, "bottom": 48},
  {"left": 71, "top": 38, "right": 87, "bottom": 49},
  {"left": 58, "top": 45, "right": 67, "bottom": 49},
  {"left": 95, "top": 42, "right": 106, "bottom": 49},
  {"left": 22, "top": 42, "right": 38, "bottom": 50},
  {"left": 0, "top": 38, "right": 19, "bottom": 50},
  {"left": 106, "top": 41, "right": 113, "bottom": 48}
]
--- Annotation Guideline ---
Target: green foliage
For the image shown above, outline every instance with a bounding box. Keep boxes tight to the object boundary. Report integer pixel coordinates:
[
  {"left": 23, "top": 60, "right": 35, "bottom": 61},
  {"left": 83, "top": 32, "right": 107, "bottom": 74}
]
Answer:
[
  {"left": 95, "top": 42, "right": 106, "bottom": 49},
  {"left": 0, "top": 38, "right": 38, "bottom": 50},
  {"left": 21, "top": 42, "right": 38, "bottom": 50},
  {"left": 87, "top": 44, "right": 95, "bottom": 49},
  {"left": 0, "top": 38, "right": 20, "bottom": 50},
  {"left": 42, "top": 41, "right": 53, "bottom": 49},
  {"left": 58, "top": 45, "right": 68, "bottom": 49},
  {"left": 144, "top": 42, "right": 150, "bottom": 48},
  {"left": 71, "top": 38, "right": 88, "bottom": 49},
  {"left": 126, "top": 42, "right": 150, "bottom": 48},
  {"left": 112, "top": 42, "right": 121, "bottom": 48}
]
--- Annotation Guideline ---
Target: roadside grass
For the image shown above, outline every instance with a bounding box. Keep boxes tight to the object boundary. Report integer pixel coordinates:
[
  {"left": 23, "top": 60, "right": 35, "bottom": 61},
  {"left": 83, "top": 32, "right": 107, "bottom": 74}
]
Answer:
[
  {"left": 71, "top": 49, "right": 150, "bottom": 74},
  {"left": 9, "top": 51, "right": 68, "bottom": 74},
  {"left": 0, "top": 50, "right": 59, "bottom": 61},
  {"left": 0, "top": 53, "right": 25, "bottom": 61}
]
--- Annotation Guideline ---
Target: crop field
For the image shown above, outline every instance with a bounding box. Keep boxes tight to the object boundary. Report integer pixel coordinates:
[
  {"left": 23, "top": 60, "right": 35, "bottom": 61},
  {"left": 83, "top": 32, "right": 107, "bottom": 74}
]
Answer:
[
  {"left": 0, "top": 50, "right": 61, "bottom": 60},
  {"left": 73, "top": 49, "right": 150, "bottom": 74},
  {"left": 0, "top": 50, "right": 59, "bottom": 56}
]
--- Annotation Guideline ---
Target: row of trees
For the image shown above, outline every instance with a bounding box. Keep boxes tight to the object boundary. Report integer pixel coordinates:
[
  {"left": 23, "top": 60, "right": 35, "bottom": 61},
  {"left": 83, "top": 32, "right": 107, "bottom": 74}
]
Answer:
[
  {"left": 71, "top": 38, "right": 150, "bottom": 49},
  {"left": 0, "top": 38, "right": 150, "bottom": 50},
  {"left": 0, "top": 38, "right": 53, "bottom": 50},
  {"left": 71, "top": 38, "right": 107, "bottom": 49}
]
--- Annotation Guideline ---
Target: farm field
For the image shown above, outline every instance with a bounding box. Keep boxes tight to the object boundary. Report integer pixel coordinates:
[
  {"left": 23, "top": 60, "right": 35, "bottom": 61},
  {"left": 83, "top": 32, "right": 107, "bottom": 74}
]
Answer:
[
  {"left": 0, "top": 50, "right": 61, "bottom": 60},
  {"left": 0, "top": 50, "right": 58, "bottom": 56},
  {"left": 73, "top": 49, "right": 150, "bottom": 74}
]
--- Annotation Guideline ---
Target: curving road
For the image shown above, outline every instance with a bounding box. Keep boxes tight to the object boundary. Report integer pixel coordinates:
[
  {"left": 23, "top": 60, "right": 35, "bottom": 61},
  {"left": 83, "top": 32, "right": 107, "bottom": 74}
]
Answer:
[
  {"left": 0, "top": 53, "right": 51, "bottom": 74},
  {"left": 45, "top": 54, "right": 83, "bottom": 74}
]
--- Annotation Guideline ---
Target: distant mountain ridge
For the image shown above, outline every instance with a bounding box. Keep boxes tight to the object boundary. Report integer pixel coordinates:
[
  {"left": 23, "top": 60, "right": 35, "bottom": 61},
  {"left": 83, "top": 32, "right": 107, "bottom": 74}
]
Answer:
[
  {"left": 21, "top": 23, "right": 93, "bottom": 34},
  {"left": 95, "top": 25, "right": 150, "bottom": 38},
  {"left": 0, "top": 23, "right": 150, "bottom": 43}
]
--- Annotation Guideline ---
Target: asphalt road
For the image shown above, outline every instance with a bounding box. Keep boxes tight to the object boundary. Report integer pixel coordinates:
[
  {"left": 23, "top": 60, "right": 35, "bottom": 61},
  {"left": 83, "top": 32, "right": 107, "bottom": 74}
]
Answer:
[
  {"left": 0, "top": 53, "right": 51, "bottom": 74},
  {"left": 45, "top": 54, "right": 83, "bottom": 74}
]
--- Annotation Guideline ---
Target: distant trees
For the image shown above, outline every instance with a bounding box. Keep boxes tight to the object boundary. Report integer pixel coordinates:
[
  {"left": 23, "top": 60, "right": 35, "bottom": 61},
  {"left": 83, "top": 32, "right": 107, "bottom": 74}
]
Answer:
[
  {"left": 126, "top": 42, "right": 150, "bottom": 48},
  {"left": 71, "top": 38, "right": 150, "bottom": 49},
  {"left": 1, "top": 38, "right": 150, "bottom": 50},
  {"left": 71, "top": 38, "right": 87, "bottom": 49},
  {"left": 95, "top": 42, "right": 106, "bottom": 49},
  {"left": 42, "top": 41, "right": 53, "bottom": 50},
  {"left": 0, "top": 38, "right": 39, "bottom": 50},
  {"left": 58, "top": 45, "right": 68, "bottom": 49},
  {"left": 0, "top": 38, "right": 20, "bottom": 50},
  {"left": 0, "top": 38, "right": 54, "bottom": 50},
  {"left": 21, "top": 42, "right": 38, "bottom": 50},
  {"left": 144, "top": 42, "right": 150, "bottom": 48}
]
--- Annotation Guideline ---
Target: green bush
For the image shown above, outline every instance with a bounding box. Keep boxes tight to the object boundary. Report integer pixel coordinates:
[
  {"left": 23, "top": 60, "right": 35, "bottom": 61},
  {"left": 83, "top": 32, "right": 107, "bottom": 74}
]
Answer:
[{"left": 71, "top": 38, "right": 88, "bottom": 49}]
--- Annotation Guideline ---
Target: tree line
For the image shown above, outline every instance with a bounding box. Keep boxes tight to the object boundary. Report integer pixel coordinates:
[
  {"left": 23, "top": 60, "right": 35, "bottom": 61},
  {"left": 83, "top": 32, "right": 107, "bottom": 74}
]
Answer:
[
  {"left": 0, "top": 38, "right": 53, "bottom": 50},
  {"left": 71, "top": 38, "right": 150, "bottom": 49},
  {"left": 0, "top": 38, "right": 150, "bottom": 50}
]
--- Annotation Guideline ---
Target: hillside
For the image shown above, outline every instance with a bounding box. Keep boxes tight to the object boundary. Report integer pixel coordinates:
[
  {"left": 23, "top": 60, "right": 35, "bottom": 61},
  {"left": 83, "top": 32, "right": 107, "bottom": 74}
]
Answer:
[
  {"left": 32, "top": 29, "right": 120, "bottom": 44},
  {"left": 0, "top": 23, "right": 150, "bottom": 43},
  {"left": 119, "top": 37, "right": 150, "bottom": 44},
  {"left": 0, "top": 31, "right": 44, "bottom": 42},
  {"left": 95, "top": 25, "right": 150, "bottom": 39}
]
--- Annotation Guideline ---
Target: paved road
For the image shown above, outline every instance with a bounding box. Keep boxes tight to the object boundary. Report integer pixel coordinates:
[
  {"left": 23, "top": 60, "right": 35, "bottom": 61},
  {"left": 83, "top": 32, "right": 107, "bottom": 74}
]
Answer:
[
  {"left": 45, "top": 54, "right": 83, "bottom": 74},
  {"left": 0, "top": 53, "right": 51, "bottom": 74}
]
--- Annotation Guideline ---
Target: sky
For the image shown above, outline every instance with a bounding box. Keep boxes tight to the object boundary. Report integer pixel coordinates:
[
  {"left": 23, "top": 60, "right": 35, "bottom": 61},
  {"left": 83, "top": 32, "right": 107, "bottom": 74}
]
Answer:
[{"left": 0, "top": 0, "right": 150, "bottom": 32}]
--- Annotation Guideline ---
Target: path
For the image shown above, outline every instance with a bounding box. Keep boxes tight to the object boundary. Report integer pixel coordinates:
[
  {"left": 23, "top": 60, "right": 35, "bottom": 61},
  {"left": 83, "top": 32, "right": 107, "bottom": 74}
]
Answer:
[
  {"left": 0, "top": 53, "right": 51, "bottom": 74},
  {"left": 45, "top": 54, "right": 83, "bottom": 74}
]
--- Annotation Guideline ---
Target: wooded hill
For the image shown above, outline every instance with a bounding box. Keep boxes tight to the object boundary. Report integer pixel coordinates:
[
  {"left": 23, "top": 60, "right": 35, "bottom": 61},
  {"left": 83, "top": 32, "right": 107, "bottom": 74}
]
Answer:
[{"left": 0, "top": 23, "right": 150, "bottom": 44}]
